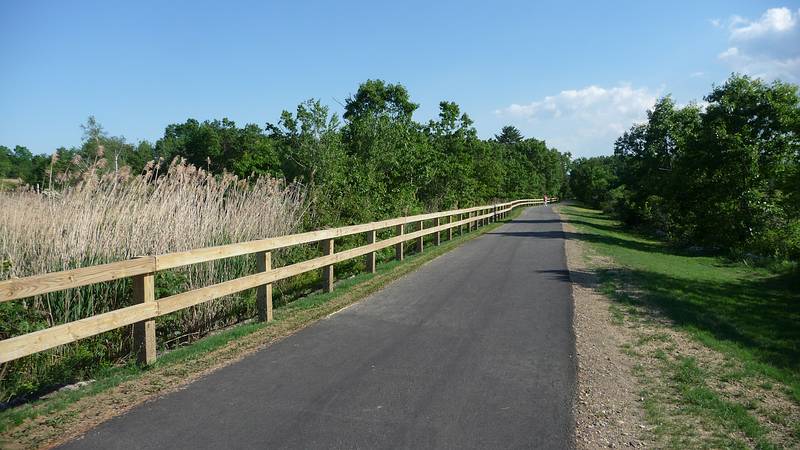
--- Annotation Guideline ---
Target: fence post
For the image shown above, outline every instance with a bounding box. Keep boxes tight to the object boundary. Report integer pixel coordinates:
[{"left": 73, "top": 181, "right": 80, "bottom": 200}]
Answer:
[
  {"left": 460, "top": 213, "right": 464, "bottom": 235},
  {"left": 133, "top": 273, "right": 156, "bottom": 365},
  {"left": 256, "top": 251, "right": 273, "bottom": 322},
  {"left": 366, "top": 230, "right": 377, "bottom": 273},
  {"left": 416, "top": 220, "right": 424, "bottom": 253},
  {"left": 435, "top": 218, "right": 442, "bottom": 245},
  {"left": 322, "top": 239, "right": 334, "bottom": 293},
  {"left": 395, "top": 224, "right": 404, "bottom": 261},
  {"left": 471, "top": 211, "right": 476, "bottom": 231},
  {"left": 448, "top": 216, "right": 453, "bottom": 240}
]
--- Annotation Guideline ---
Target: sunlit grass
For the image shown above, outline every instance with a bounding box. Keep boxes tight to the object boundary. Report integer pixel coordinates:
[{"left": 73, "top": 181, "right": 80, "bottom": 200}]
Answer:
[{"left": 562, "top": 205, "right": 800, "bottom": 401}]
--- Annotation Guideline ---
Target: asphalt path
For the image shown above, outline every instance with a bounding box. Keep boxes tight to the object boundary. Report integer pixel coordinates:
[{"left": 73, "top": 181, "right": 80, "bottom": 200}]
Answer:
[{"left": 61, "top": 205, "right": 575, "bottom": 449}]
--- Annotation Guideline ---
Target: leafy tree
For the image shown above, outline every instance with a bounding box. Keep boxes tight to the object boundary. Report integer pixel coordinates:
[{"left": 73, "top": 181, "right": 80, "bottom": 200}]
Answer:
[
  {"left": 11, "top": 146, "right": 34, "bottom": 180},
  {"left": 423, "top": 101, "right": 480, "bottom": 207},
  {"left": 689, "top": 75, "right": 800, "bottom": 255},
  {"left": 0, "top": 146, "right": 12, "bottom": 177},
  {"left": 569, "top": 157, "right": 618, "bottom": 208},
  {"left": 342, "top": 80, "right": 430, "bottom": 218},
  {"left": 603, "top": 74, "right": 800, "bottom": 258},
  {"left": 0, "top": 145, "right": 35, "bottom": 180},
  {"left": 343, "top": 79, "right": 418, "bottom": 123}
]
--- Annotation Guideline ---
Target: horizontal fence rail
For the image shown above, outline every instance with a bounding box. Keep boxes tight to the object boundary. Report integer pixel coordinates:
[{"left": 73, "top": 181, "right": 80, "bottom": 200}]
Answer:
[{"left": 0, "top": 197, "right": 557, "bottom": 364}]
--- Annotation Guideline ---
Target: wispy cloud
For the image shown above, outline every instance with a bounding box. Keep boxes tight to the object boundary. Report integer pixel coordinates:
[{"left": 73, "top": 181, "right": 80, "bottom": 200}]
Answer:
[
  {"left": 495, "top": 84, "right": 660, "bottom": 156},
  {"left": 729, "top": 7, "right": 797, "bottom": 41},
  {"left": 715, "top": 7, "right": 800, "bottom": 82}
]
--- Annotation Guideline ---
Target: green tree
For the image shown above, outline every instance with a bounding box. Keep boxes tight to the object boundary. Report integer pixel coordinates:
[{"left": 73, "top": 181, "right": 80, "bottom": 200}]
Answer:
[
  {"left": 494, "top": 125, "right": 524, "bottom": 145},
  {"left": 606, "top": 74, "right": 800, "bottom": 258},
  {"left": 0, "top": 146, "right": 12, "bottom": 177},
  {"left": 342, "top": 80, "right": 429, "bottom": 218},
  {"left": 569, "top": 157, "right": 618, "bottom": 208},
  {"left": 690, "top": 75, "right": 800, "bottom": 256}
]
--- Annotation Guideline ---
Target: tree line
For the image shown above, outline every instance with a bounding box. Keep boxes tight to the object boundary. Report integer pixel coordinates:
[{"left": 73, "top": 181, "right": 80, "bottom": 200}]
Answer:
[
  {"left": 569, "top": 74, "right": 800, "bottom": 260},
  {"left": 1, "top": 79, "right": 570, "bottom": 229}
]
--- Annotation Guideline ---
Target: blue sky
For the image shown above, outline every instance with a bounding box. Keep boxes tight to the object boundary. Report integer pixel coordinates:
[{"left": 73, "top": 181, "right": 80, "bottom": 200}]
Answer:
[{"left": 1, "top": 0, "right": 799, "bottom": 158}]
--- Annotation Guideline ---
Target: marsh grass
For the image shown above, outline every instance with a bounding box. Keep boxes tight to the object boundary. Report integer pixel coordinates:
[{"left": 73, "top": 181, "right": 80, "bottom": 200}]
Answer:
[{"left": 0, "top": 158, "right": 307, "bottom": 401}]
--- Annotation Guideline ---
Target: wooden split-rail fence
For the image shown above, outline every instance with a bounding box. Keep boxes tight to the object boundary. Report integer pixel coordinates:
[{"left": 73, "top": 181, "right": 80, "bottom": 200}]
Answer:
[{"left": 0, "top": 198, "right": 556, "bottom": 365}]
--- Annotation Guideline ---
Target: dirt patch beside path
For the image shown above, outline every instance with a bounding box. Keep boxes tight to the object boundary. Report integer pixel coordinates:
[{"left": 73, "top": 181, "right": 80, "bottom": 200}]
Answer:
[{"left": 557, "top": 207, "right": 650, "bottom": 448}]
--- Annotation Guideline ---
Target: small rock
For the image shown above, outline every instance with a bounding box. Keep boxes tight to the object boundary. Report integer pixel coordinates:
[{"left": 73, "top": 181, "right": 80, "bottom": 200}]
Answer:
[{"left": 59, "top": 379, "right": 95, "bottom": 392}]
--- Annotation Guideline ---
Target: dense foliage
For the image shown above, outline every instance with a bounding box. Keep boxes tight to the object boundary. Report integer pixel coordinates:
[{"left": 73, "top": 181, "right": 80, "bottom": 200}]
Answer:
[
  {"left": 570, "top": 74, "right": 800, "bottom": 259},
  {"left": 2, "top": 80, "right": 570, "bottom": 228}
]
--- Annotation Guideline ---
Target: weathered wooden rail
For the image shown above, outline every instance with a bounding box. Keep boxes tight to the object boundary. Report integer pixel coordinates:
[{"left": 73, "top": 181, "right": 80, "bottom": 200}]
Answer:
[{"left": 0, "top": 198, "right": 556, "bottom": 365}]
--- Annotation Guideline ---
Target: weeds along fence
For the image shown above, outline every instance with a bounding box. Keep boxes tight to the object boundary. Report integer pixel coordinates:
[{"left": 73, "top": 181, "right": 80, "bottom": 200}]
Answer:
[
  {"left": 0, "top": 197, "right": 554, "bottom": 369},
  {"left": 0, "top": 160, "right": 307, "bottom": 401}
]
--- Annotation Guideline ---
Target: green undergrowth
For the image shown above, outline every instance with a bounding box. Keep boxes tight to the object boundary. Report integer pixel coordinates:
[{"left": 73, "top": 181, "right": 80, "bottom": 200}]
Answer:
[{"left": 0, "top": 208, "right": 523, "bottom": 435}]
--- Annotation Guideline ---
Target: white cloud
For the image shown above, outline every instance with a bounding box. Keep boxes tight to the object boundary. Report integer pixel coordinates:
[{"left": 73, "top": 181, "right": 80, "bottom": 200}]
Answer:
[
  {"left": 495, "top": 84, "right": 660, "bottom": 156},
  {"left": 716, "top": 7, "right": 800, "bottom": 82},
  {"left": 718, "top": 47, "right": 739, "bottom": 59},
  {"left": 690, "top": 71, "right": 706, "bottom": 78},
  {"left": 729, "top": 7, "right": 797, "bottom": 40}
]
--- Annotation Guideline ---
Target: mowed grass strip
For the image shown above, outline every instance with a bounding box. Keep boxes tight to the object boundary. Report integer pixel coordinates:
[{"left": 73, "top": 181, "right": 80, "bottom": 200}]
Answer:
[
  {"left": 561, "top": 204, "right": 799, "bottom": 400},
  {"left": 560, "top": 204, "right": 800, "bottom": 448}
]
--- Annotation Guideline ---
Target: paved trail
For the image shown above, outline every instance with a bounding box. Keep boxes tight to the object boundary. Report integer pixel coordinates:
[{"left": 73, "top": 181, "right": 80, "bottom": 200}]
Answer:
[{"left": 61, "top": 206, "right": 575, "bottom": 449}]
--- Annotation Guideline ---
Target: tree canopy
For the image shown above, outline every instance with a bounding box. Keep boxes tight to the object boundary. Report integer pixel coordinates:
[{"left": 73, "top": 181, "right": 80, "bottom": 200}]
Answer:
[
  {"left": 569, "top": 74, "right": 800, "bottom": 259},
  {"left": 2, "top": 80, "right": 570, "bottom": 231}
]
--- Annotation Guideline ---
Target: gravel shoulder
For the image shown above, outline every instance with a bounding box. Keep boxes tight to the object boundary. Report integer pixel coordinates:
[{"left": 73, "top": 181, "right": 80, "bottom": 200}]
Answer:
[
  {"left": 558, "top": 207, "right": 650, "bottom": 448},
  {"left": 558, "top": 204, "right": 800, "bottom": 449}
]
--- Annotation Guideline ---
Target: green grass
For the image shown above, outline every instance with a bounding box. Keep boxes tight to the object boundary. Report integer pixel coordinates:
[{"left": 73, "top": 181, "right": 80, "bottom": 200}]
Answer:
[
  {"left": 670, "top": 356, "right": 774, "bottom": 449},
  {"left": 561, "top": 205, "right": 800, "bottom": 402},
  {"left": 0, "top": 209, "right": 521, "bottom": 435},
  {"left": 561, "top": 204, "right": 799, "bottom": 447}
]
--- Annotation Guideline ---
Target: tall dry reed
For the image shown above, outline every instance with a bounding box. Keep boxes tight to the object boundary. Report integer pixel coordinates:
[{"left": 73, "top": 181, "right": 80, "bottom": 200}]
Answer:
[{"left": 0, "top": 158, "right": 306, "bottom": 400}]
